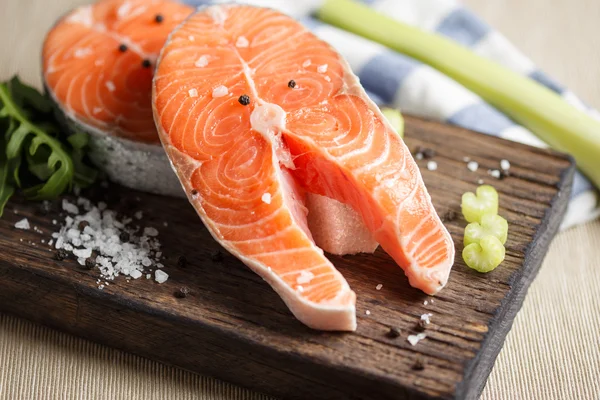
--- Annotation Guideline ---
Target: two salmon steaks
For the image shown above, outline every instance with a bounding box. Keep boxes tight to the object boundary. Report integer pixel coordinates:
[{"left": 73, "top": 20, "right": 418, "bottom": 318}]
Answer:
[{"left": 153, "top": 5, "right": 455, "bottom": 331}]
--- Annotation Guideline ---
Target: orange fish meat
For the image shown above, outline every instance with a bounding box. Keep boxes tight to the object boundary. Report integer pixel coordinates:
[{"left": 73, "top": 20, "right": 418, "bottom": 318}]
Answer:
[
  {"left": 43, "top": 0, "right": 193, "bottom": 144},
  {"left": 153, "top": 5, "right": 455, "bottom": 331}
]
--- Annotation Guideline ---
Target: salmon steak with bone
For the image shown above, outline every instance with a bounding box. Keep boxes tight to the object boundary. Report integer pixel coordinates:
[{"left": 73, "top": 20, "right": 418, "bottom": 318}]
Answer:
[{"left": 152, "top": 4, "right": 455, "bottom": 331}]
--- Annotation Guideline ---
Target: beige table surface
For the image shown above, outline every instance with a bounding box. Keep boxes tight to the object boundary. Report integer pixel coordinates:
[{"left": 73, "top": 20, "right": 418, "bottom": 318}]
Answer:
[{"left": 1, "top": 0, "right": 599, "bottom": 399}]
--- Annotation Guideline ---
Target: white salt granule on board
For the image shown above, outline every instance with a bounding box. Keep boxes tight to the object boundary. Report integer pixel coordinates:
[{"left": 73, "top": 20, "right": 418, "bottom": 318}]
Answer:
[
  {"left": 188, "top": 88, "right": 198, "bottom": 98},
  {"left": 407, "top": 333, "right": 427, "bottom": 346},
  {"left": 144, "top": 227, "right": 159, "bottom": 237},
  {"left": 427, "top": 161, "right": 438, "bottom": 171},
  {"left": 50, "top": 198, "right": 165, "bottom": 288},
  {"left": 62, "top": 199, "right": 79, "bottom": 214},
  {"left": 261, "top": 193, "right": 272, "bottom": 204},
  {"left": 420, "top": 313, "right": 432, "bottom": 325},
  {"left": 415, "top": 152, "right": 423, "bottom": 160},
  {"left": 195, "top": 56, "right": 209, "bottom": 68},
  {"left": 423, "top": 300, "right": 428, "bottom": 306},
  {"left": 130, "top": 270, "right": 142, "bottom": 279},
  {"left": 155, "top": 269, "right": 169, "bottom": 284},
  {"left": 73, "top": 248, "right": 92, "bottom": 259},
  {"left": 236, "top": 36, "right": 249, "bottom": 48},
  {"left": 212, "top": 85, "right": 228, "bottom": 98},
  {"left": 467, "top": 161, "right": 479, "bottom": 172},
  {"left": 365, "top": 310, "right": 371, "bottom": 315},
  {"left": 134, "top": 211, "right": 143, "bottom": 220},
  {"left": 478, "top": 179, "right": 484, "bottom": 185},
  {"left": 489, "top": 169, "right": 501, "bottom": 179},
  {"left": 463, "top": 156, "right": 471, "bottom": 162},
  {"left": 500, "top": 159, "right": 511, "bottom": 170},
  {"left": 14, "top": 218, "right": 30, "bottom": 230},
  {"left": 376, "top": 284, "right": 383, "bottom": 290}
]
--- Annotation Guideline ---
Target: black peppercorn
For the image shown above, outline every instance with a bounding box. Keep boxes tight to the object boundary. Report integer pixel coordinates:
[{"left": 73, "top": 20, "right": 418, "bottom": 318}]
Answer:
[{"left": 238, "top": 94, "right": 250, "bottom": 106}]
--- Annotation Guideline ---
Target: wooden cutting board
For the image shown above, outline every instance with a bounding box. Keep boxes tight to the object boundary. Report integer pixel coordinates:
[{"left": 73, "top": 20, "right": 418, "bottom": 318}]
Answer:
[{"left": 0, "top": 116, "right": 573, "bottom": 400}]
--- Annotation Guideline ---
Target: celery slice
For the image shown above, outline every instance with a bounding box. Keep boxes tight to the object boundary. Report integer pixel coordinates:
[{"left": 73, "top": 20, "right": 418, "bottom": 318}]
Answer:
[
  {"left": 462, "top": 235, "right": 505, "bottom": 273},
  {"left": 461, "top": 185, "right": 499, "bottom": 223},
  {"left": 464, "top": 214, "right": 508, "bottom": 246}
]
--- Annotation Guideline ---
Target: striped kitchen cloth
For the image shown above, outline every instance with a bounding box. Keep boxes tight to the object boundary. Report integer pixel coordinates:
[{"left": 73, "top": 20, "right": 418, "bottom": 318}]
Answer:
[{"left": 186, "top": 0, "right": 600, "bottom": 229}]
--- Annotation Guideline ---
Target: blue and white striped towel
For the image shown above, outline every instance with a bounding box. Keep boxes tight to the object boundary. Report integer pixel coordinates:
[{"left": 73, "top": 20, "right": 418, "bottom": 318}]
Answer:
[{"left": 187, "top": 0, "right": 600, "bottom": 229}]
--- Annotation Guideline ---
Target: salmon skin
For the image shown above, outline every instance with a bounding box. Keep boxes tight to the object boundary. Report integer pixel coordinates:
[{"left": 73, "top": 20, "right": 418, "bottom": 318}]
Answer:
[
  {"left": 42, "top": 0, "right": 193, "bottom": 195},
  {"left": 153, "top": 4, "right": 455, "bottom": 330}
]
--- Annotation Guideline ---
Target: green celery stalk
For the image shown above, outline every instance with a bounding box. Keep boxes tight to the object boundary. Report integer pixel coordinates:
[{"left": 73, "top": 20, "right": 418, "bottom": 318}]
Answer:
[{"left": 318, "top": 0, "right": 600, "bottom": 189}]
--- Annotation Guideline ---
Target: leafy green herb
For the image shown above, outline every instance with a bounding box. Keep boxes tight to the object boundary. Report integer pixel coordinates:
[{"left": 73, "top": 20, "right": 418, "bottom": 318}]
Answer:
[{"left": 0, "top": 76, "right": 97, "bottom": 217}]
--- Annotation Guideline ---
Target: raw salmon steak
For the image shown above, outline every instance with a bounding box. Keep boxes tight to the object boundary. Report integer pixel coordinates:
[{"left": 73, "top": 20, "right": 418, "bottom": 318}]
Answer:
[{"left": 153, "top": 5, "right": 455, "bottom": 330}]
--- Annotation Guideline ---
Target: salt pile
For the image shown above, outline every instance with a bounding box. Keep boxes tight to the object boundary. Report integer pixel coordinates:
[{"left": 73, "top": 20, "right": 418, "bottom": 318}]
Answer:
[{"left": 52, "top": 198, "right": 168, "bottom": 286}]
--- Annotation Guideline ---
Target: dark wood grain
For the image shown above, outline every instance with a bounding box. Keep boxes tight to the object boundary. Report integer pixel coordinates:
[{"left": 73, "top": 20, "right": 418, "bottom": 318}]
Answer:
[{"left": 0, "top": 116, "right": 574, "bottom": 400}]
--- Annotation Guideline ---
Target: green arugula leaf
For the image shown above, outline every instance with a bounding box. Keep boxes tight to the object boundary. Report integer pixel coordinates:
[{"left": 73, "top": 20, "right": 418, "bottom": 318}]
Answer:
[
  {"left": 67, "top": 132, "right": 89, "bottom": 149},
  {"left": 0, "top": 78, "right": 97, "bottom": 213},
  {"left": 8, "top": 76, "right": 53, "bottom": 114},
  {"left": 6, "top": 123, "right": 30, "bottom": 159},
  {"left": 0, "top": 138, "right": 15, "bottom": 217}
]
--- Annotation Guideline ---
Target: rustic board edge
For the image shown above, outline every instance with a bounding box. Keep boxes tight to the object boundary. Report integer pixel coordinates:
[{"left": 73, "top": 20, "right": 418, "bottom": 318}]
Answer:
[{"left": 457, "top": 158, "right": 575, "bottom": 400}]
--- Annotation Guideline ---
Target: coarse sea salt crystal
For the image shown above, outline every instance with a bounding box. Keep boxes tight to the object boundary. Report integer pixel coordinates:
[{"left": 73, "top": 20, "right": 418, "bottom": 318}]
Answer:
[
  {"left": 261, "top": 193, "right": 271, "bottom": 204},
  {"left": 423, "top": 300, "right": 428, "bottom": 305},
  {"left": 407, "top": 333, "right": 426, "bottom": 346},
  {"left": 463, "top": 156, "right": 471, "bottom": 162},
  {"left": 500, "top": 159, "right": 511, "bottom": 170},
  {"left": 134, "top": 211, "right": 143, "bottom": 220},
  {"left": 144, "top": 227, "right": 159, "bottom": 237},
  {"left": 15, "top": 218, "right": 30, "bottom": 230},
  {"left": 376, "top": 284, "right": 383, "bottom": 290},
  {"left": 296, "top": 285, "right": 304, "bottom": 293},
  {"left": 415, "top": 152, "right": 424, "bottom": 160},
  {"left": 236, "top": 36, "right": 249, "bottom": 48},
  {"left": 155, "top": 269, "right": 169, "bottom": 283},
  {"left": 365, "top": 310, "right": 371, "bottom": 315},
  {"left": 427, "top": 161, "right": 438, "bottom": 171},
  {"left": 188, "top": 88, "right": 198, "bottom": 98},
  {"left": 93, "top": 107, "right": 102, "bottom": 114},
  {"left": 317, "top": 64, "right": 328, "bottom": 73},
  {"left": 62, "top": 199, "right": 79, "bottom": 214},
  {"left": 302, "top": 59, "right": 311, "bottom": 68},
  {"left": 478, "top": 179, "right": 484, "bottom": 184},
  {"left": 212, "top": 85, "right": 228, "bottom": 98},
  {"left": 489, "top": 169, "right": 501, "bottom": 178},
  {"left": 73, "top": 248, "right": 92, "bottom": 259},
  {"left": 195, "top": 56, "right": 208, "bottom": 68},
  {"left": 105, "top": 81, "right": 116, "bottom": 92},
  {"left": 467, "top": 161, "right": 479, "bottom": 172},
  {"left": 130, "top": 270, "right": 142, "bottom": 279},
  {"left": 421, "top": 313, "right": 432, "bottom": 325}
]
